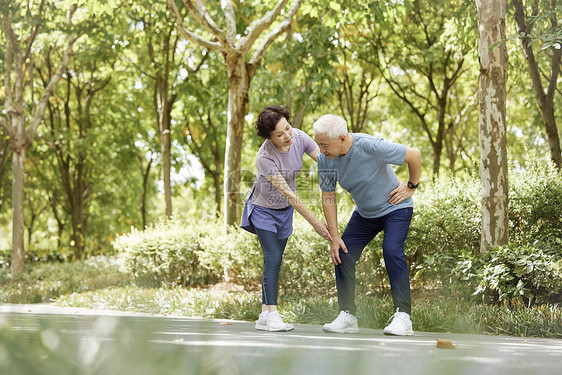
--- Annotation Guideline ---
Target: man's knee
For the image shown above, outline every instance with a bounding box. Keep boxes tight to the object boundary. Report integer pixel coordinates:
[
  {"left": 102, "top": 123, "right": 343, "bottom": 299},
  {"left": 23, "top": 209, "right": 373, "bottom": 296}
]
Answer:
[
  {"left": 338, "top": 250, "right": 358, "bottom": 268},
  {"left": 382, "top": 242, "right": 406, "bottom": 258}
]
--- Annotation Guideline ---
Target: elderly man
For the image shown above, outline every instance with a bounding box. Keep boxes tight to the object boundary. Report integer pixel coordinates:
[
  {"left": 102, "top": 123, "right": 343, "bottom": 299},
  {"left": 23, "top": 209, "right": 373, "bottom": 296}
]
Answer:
[{"left": 314, "top": 114, "right": 421, "bottom": 336}]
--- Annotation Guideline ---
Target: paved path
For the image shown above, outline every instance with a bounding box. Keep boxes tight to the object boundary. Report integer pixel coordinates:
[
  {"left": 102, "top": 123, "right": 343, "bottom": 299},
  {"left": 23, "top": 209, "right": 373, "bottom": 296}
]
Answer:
[{"left": 1, "top": 303, "right": 561, "bottom": 375}]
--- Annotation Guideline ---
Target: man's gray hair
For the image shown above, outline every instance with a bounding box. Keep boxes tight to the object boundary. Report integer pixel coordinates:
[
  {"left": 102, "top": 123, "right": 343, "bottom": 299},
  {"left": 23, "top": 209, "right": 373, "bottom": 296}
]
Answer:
[{"left": 313, "top": 114, "right": 348, "bottom": 139}]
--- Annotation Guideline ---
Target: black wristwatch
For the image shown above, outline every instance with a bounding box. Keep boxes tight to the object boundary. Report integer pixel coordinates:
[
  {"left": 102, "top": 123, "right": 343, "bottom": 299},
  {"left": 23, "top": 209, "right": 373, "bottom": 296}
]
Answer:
[{"left": 407, "top": 181, "right": 419, "bottom": 189}]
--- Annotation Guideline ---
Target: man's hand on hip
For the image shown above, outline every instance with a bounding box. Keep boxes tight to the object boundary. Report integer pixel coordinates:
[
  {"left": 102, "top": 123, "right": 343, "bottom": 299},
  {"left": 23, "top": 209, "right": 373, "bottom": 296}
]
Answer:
[{"left": 388, "top": 182, "right": 415, "bottom": 205}]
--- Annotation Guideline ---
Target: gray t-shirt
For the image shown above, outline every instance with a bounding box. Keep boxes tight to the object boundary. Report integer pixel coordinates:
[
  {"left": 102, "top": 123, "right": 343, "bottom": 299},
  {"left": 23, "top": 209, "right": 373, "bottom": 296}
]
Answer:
[
  {"left": 250, "top": 128, "right": 317, "bottom": 209},
  {"left": 318, "top": 133, "right": 413, "bottom": 218}
]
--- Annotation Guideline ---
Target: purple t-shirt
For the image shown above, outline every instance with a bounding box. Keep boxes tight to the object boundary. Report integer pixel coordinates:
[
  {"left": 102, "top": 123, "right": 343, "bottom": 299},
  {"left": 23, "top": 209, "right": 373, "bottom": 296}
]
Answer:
[{"left": 250, "top": 128, "right": 317, "bottom": 209}]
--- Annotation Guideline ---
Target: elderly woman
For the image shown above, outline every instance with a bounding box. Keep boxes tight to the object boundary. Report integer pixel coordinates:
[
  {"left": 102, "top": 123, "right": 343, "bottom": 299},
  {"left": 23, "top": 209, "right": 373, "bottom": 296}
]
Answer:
[{"left": 241, "top": 106, "right": 331, "bottom": 332}]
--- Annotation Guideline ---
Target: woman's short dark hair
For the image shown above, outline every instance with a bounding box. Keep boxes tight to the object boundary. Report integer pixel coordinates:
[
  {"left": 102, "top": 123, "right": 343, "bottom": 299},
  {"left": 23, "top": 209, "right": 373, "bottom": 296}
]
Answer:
[{"left": 255, "top": 106, "right": 290, "bottom": 139}]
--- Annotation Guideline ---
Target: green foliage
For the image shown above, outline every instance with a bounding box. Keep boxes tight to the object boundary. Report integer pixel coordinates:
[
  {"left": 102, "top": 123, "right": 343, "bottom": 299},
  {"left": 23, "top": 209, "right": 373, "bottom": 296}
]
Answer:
[
  {"left": 507, "top": 4, "right": 562, "bottom": 50},
  {"left": 481, "top": 302, "right": 562, "bottom": 337},
  {"left": 509, "top": 153, "right": 562, "bottom": 245},
  {"left": 196, "top": 223, "right": 262, "bottom": 285},
  {"left": 56, "top": 285, "right": 562, "bottom": 338},
  {"left": 250, "top": 7, "right": 341, "bottom": 121},
  {"left": 115, "top": 220, "right": 219, "bottom": 287},
  {"left": 0, "top": 247, "right": 74, "bottom": 269},
  {"left": 114, "top": 216, "right": 337, "bottom": 295},
  {"left": 461, "top": 156, "right": 562, "bottom": 305},
  {"left": 115, "top": 154, "right": 562, "bottom": 307},
  {"left": 0, "top": 254, "right": 559, "bottom": 338},
  {"left": 454, "top": 244, "right": 562, "bottom": 305},
  {"left": 0, "top": 256, "right": 130, "bottom": 303},
  {"left": 411, "top": 154, "right": 562, "bottom": 305},
  {"left": 279, "top": 224, "right": 335, "bottom": 296},
  {"left": 407, "top": 173, "right": 482, "bottom": 282},
  {"left": 362, "top": 0, "right": 480, "bottom": 176}
]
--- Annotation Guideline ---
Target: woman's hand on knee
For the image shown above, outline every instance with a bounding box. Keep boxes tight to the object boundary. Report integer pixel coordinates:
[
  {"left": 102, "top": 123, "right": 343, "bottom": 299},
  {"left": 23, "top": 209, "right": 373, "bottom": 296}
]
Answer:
[{"left": 312, "top": 219, "right": 332, "bottom": 242}]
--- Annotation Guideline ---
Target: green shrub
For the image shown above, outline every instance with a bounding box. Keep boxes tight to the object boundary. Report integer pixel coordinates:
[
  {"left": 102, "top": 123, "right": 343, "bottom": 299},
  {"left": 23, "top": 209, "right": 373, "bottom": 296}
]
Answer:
[
  {"left": 114, "top": 154, "right": 562, "bottom": 305},
  {"left": 115, "top": 216, "right": 342, "bottom": 295},
  {"left": 114, "top": 220, "right": 219, "bottom": 287},
  {"left": 0, "top": 247, "right": 75, "bottom": 269},
  {"left": 509, "top": 153, "right": 562, "bottom": 245},
  {"left": 196, "top": 223, "right": 262, "bottom": 285},
  {"left": 453, "top": 244, "right": 562, "bottom": 305},
  {"left": 406, "top": 173, "right": 481, "bottom": 282},
  {"left": 281, "top": 226, "right": 335, "bottom": 296},
  {"left": 0, "top": 256, "right": 130, "bottom": 303},
  {"left": 407, "top": 154, "right": 562, "bottom": 301},
  {"left": 446, "top": 155, "right": 562, "bottom": 305}
]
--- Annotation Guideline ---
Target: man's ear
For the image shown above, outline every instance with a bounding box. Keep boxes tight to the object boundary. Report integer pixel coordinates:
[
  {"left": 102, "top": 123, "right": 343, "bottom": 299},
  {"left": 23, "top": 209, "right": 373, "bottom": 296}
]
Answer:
[{"left": 339, "top": 134, "right": 347, "bottom": 142}]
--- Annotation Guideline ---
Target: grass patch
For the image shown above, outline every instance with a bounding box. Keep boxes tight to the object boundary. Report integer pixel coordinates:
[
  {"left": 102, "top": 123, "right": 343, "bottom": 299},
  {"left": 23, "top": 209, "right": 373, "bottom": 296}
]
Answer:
[
  {"left": 57, "top": 285, "right": 262, "bottom": 321},
  {"left": 0, "top": 256, "right": 131, "bottom": 304},
  {"left": 2, "top": 256, "right": 561, "bottom": 338},
  {"left": 55, "top": 285, "right": 562, "bottom": 338}
]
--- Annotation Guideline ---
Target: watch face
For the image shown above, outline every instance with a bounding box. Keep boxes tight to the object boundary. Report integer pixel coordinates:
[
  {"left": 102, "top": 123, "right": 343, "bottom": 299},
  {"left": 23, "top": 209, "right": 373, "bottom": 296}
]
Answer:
[{"left": 408, "top": 181, "right": 418, "bottom": 189}]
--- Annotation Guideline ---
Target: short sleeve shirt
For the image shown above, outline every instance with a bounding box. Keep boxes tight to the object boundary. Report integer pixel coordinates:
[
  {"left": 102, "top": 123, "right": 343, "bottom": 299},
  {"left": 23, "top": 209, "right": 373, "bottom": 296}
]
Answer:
[
  {"left": 317, "top": 133, "right": 413, "bottom": 218},
  {"left": 250, "top": 128, "right": 317, "bottom": 209}
]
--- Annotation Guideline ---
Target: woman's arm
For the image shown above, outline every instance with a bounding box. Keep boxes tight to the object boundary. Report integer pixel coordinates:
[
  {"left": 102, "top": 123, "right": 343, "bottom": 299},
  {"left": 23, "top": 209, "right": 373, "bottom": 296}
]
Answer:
[
  {"left": 307, "top": 148, "right": 320, "bottom": 162},
  {"left": 265, "top": 174, "right": 332, "bottom": 241}
]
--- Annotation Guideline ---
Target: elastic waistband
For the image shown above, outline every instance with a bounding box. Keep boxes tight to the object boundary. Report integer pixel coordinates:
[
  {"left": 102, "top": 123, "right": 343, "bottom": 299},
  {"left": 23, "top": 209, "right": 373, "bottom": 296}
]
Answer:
[{"left": 269, "top": 205, "right": 292, "bottom": 211}]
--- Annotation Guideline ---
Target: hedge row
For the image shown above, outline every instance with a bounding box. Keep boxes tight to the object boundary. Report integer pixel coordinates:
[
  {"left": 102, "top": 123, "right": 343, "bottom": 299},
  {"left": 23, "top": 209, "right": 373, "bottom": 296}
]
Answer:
[{"left": 115, "top": 154, "right": 562, "bottom": 304}]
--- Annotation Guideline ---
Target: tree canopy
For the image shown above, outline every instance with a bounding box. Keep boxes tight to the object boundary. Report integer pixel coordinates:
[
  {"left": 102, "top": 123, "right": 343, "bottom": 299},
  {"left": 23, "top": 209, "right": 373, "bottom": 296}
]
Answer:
[{"left": 0, "top": 0, "right": 560, "bottom": 272}]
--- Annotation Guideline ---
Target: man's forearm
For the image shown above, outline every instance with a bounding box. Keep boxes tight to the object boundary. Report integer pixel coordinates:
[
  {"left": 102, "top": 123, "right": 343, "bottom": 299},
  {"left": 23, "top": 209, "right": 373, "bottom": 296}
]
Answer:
[{"left": 405, "top": 147, "right": 422, "bottom": 185}]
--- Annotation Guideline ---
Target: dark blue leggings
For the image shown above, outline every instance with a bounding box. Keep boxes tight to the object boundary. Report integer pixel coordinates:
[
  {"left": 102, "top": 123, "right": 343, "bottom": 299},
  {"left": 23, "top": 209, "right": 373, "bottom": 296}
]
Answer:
[
  {"left": 336, "top": 208, "right": 413, "bottom": 315},
  {"left": 255, "top": 227, "right": 289, "bottom": 306}
]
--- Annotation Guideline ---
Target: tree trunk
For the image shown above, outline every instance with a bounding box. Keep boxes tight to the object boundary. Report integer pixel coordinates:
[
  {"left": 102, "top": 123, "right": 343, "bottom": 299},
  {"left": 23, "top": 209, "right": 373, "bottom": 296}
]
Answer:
[
  {"left": 70, "top": 89, "right": 92, "bottom": 260},
  {"left": 224, "top": 54, "right": 250, "bottom": 228},
  {"left": 166, "top": 0, "right": 302, "bottom": 227},
  {"left": 213, "top": 151, "right": 222, "bottom": 216},
  {"left": 50, "top": 202, "right": 65, "bottom": 250},
  {"left": 513, "top": 0, "right": 562, "bottom": 169},
  {"left": 11, "top": 142, "right": 26, "bottom": 275},
  {"left": 291, "top": 106, "right": 306, "bottom": 129},
  {"left": 541, "top": 102, "right": 562, "bottom": 168},
  {"left": 156, "top": 75, "right": 173, "bottom": 219},
  {"left": 433, "top": 92, "right": 450, "bottom": 176},
  {"left": 141, "top": 157, "right": 152, "bottom": 229},
  {"left": 70, "top": 207, "right": 85, "bottom": 259},
  {"left": 0, "top": 141, "right": 9, "bottom": 214},
  {"left": 431, "top": 144, "right": 442, "bottom": 177},
  {"left": 2, "top": 5, "right": 78, "bottom": 275},
  {"left": 161, "top": 126, "right": 172, "bottom": 218},
  {"left": 476, "top": 0, "right": 509, "bottom": 253}
]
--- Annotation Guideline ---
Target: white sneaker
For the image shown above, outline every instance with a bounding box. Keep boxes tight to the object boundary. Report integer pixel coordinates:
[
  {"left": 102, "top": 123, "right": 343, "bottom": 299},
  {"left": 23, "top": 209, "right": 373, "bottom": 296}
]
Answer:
[
  {"left": 266, "top": 311, "right": 294, "bottom": 332},
  {"left": 323, "top": 310, "right": 359, "bottom": 333},
  {"left": 383, "top": 308, "right": 414, "bottom": 336},
  {"left": 255, "top": 311, "right": 268, "bottom": 331}
]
